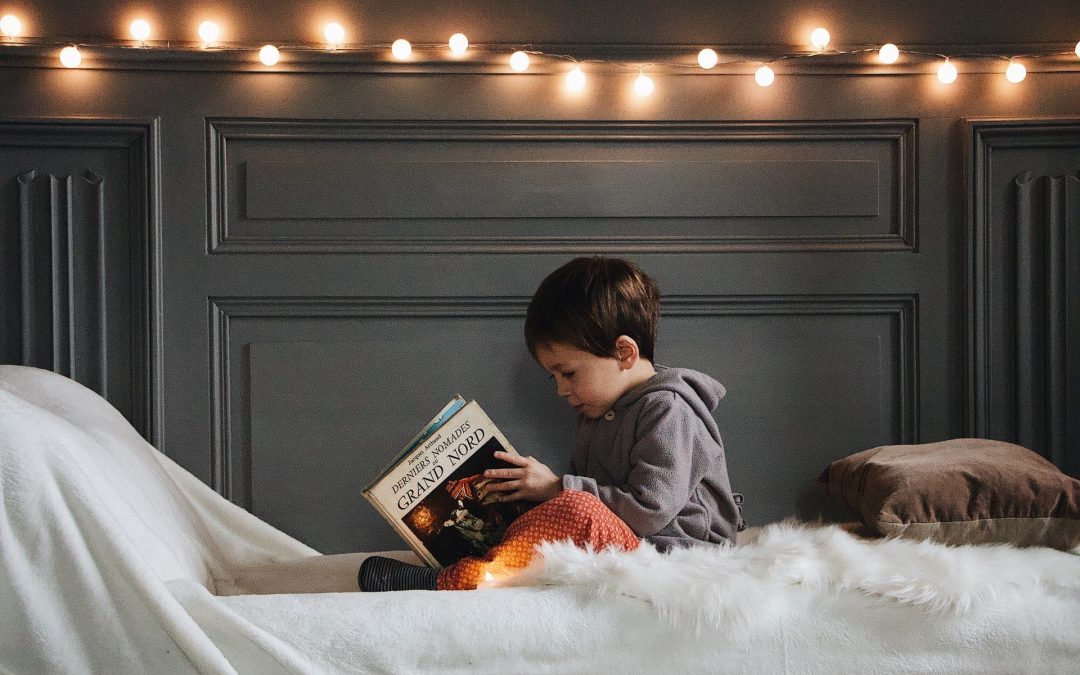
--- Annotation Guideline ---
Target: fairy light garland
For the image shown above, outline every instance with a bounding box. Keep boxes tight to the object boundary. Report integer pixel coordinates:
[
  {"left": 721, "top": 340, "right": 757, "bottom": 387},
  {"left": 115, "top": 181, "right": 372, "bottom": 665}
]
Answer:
[{"left": 1, "top": 13, "right": 1077, "bottom": 91}]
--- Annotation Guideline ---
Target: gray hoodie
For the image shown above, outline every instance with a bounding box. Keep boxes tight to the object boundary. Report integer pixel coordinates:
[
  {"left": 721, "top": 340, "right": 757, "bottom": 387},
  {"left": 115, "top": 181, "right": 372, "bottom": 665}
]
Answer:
[{"left": 561, "top": 365, "right": 744, "bottom": 550}]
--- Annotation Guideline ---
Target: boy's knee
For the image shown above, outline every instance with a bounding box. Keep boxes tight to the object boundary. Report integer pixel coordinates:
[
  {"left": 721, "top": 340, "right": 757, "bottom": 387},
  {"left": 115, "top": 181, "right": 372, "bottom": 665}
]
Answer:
[
  {"left": 545, "top": 490, "right": 639, "bottom": 550},
  {"left": 548, "top": 488, "right": 601, "bottom": 510},
  {"left": 534, "top": 489, "right": 608, "bottom": 526}
]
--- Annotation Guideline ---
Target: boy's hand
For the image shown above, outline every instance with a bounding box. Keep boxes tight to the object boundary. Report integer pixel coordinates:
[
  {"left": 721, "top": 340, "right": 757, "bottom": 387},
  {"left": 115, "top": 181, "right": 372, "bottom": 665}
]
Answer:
[{"left": 484, "top": 451, "right": 562, "bottom": 503}]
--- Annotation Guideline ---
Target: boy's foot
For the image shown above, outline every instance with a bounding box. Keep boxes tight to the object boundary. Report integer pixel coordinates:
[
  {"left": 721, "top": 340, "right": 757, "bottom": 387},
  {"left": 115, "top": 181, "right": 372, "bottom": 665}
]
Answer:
[{"left": 357, "top": 556, "right": 439, "bottom": 592}]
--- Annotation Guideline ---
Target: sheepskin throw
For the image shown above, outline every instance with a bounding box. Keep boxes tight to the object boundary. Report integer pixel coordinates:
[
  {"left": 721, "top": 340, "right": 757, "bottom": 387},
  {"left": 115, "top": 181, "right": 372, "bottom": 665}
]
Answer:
[{"left": 500, "top": 521, "right": 1080, "bottom": 632}]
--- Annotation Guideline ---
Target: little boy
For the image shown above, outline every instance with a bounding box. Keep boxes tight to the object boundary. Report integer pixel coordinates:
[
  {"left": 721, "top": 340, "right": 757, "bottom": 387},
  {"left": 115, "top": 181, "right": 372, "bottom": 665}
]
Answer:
[{"left": 360, "top": 256, "right": 743, "bottom": 592}]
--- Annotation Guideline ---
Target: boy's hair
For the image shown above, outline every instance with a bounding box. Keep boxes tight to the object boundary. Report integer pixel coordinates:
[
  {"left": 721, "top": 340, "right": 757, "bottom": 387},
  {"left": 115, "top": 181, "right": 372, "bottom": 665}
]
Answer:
[{"left": 525, "top": 256, "right": 660, "bottom": 360}]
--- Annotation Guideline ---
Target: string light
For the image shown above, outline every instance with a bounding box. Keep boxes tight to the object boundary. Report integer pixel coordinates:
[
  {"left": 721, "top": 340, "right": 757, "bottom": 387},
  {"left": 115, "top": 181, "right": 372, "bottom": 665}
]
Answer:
[
  {"left": 509, "top": 50, "right": 529, "bottom": 72},
  {"left": 565, "top": 65, "right": 586, "bottom": 92},
  {"left": 937, "top": 58, "right": 958, "bottom": 84},
  {"left": 324, "top": 22, "right": 344, "bottom": 49},
  {"left": 755, "top": 63, "right": 775, "bottom": 86},
  {"left": 59, "top": 45, "right": 81, "bottom": 67},
  {"left": 1005, "top": 59, "right": 1026, "bottom": 83},
  {"left": 391, "top": 38, "right": 411, "bottom": 60},
  {"left": 129, "top": 19, "right": 151, "bottom": 43},
  {"left": 198, "top": 21, "right": 220, "bottom": 47},
  {"left": 697, "top": 48, "right": 718, "bottom": 69},
  {"left": 0, "top": 16, "right": 1074, "bottom": 96},
  {"left": 259, "top": 44, "right": 280, "bottom": 66},
  {"left": 634, "top": 70, "right": 654, "bottom": 96},
  {"left": 448, "top": 32, "right": 468, "bottom": 55},
  {"left": 1, "top": 14, "right": 23, "bottom": 37},
  {"left": 878, "top": 43, "right": 899, "bottom": 64}
]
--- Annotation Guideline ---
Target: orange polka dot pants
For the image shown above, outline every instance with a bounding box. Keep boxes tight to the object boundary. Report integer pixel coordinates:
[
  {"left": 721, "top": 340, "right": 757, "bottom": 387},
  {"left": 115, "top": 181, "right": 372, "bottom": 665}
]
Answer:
[{"left": 436, "top": 489, "right": 640, "bottom": 591}]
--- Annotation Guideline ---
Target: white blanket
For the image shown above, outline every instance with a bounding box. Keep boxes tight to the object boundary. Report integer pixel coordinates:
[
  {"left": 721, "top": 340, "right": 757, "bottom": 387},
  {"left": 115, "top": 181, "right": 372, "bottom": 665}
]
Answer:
[
  {"left": 0, "top": 366, "right": 317, "bottom": 673},
  {"left": 3, "top": 365, "right": 1080, "bottom": 674}
]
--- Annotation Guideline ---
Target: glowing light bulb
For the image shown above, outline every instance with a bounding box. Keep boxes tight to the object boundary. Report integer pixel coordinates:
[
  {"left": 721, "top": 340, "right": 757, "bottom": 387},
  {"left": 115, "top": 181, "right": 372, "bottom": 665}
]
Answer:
[
  {"left": 565, "top": 65, "right": 586, "bottom": 91},
  {"left": 878, "top": 43, "right": 899, "bottom": 64},
  {"left": 697, "top": 48, "right": 718, "bottom": 69},
  {"left": 509, "top": 50, "right": 529, "bottom": 72},
  {"left": 391, "top": 38, "right": 411, "bottom": 60},
  {"left": 129, "top": 19, "right": 151, "bottom": 42},
  {"left": 448, "top": 32, "right": 468, "bottom": 55},
  {"left": 324, "top": 22, "right": 344, "bottom": 48},
  {"left": 810, "top": 27, "right": 830, "bottom": 51},
  {"left": 0, "top": 14, "right": 21, "bottom": 37},
  {"left": 259, "top": 45, "right": 280, "bottom": 66},
  {"left": 937, "top": 59, "right": 957, "bottom": 84},
  {"left": 1005, "top": 60, "right": 1026, "bottom": 83},
  {"left": 1075, "top": 40, "right": 1080, "bottom": 58},
  {"left": 634, "top": 71, "right": 654, "bottom": 96},
  {"left": 198, "top": 21, "right": 220, "bottom": 46},
  {"left": 59, "top": 45, "right": 81, "bottom": 68},
  {"left": 484, "top": 571, "right": 494, "bottom": 582},
  {"left": 755, "top": 64, "right": 775, "bottom": 87}
]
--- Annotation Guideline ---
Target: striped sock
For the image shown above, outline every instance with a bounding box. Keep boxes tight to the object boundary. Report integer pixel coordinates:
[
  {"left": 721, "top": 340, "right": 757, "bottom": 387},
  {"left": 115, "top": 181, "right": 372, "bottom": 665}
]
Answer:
[{"left": 358, "top": 556, "right": 439, "bottom": 592}]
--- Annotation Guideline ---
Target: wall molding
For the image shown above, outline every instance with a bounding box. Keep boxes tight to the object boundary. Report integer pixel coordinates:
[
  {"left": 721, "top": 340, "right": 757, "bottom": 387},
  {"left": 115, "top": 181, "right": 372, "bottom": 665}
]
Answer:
[
  {"left": 207, "top": 118, "right": 917, "bottom": 254},
  {"left": 16, "top": 169, "right": 107, "bottom": 389},
  {"left": 1013, "top": 172, "right": 1079, "bottom": 469},
  {"left": 0, "top": 118, "right": 162, "bottom": 445},
  {"left": 966, "top": 118, "right": 1080, "bottom": 443},
  {"left": 209, "top": 293, "right": 917, "bottom": 503},
  {"left": 966, "top": 118, "right": 1080, "bottom": 478}
]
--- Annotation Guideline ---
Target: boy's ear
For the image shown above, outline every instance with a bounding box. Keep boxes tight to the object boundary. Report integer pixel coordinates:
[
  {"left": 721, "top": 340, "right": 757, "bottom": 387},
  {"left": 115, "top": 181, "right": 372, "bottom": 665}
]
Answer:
[{"left": 614, "top": 335, "right": 639, "bottom": 368}]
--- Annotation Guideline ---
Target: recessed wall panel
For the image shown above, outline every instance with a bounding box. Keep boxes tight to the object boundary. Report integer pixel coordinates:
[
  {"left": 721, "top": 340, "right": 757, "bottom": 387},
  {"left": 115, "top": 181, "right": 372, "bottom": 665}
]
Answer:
[
  {"left": 246, "top": 159, "right": 879, "bottom": 219},
  {"left": 209, "top": 120, "right": 916, "bottom": 253}
]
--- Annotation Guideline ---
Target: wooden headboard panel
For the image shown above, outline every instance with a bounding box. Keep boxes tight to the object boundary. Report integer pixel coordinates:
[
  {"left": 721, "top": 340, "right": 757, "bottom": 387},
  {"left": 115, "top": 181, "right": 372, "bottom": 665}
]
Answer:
[{"left": 2, "top": 4, "right": 1078, "bottom": 553}]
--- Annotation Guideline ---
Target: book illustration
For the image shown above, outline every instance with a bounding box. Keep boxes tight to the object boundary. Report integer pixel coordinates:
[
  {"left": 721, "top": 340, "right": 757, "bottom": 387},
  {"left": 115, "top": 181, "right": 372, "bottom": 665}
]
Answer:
[
  {"left": 401, "top": 436, "right": 528, "bottom": 564},
  {"left": 363, "top": 397, "right": 529, "bottom": 567}
]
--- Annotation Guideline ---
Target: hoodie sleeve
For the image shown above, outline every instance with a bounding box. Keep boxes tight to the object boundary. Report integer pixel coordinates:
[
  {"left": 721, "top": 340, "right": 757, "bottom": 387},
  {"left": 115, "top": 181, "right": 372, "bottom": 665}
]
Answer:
[{"left": 562, "top": 393, "right": 705, "bottom": 537}]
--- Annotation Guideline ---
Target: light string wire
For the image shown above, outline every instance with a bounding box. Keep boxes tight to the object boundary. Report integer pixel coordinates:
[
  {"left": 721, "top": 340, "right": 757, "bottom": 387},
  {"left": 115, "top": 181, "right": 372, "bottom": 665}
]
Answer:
[
  {"left": 1, "top": 36, "right": 1076, "bottom": 60},
  {"left": 1, "top": 28, "right": 1077, "bottom": 77}
]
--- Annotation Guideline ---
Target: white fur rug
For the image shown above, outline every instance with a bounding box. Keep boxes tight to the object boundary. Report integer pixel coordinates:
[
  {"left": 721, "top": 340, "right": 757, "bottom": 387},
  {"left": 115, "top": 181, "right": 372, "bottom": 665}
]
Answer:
[{"left": 498, "top": 521, "right": 1080, "bottom": 632}]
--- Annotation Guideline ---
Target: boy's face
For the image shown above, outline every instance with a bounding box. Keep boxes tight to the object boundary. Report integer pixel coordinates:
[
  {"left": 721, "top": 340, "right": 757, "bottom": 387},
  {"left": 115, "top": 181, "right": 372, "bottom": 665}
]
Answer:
[{"left": 534, "top": 342, "right": 629, "bottom": 419}]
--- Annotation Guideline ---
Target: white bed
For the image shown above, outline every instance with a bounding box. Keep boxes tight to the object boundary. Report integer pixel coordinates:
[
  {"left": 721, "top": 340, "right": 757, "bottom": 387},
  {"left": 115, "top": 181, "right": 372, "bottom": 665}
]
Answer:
[{"left": 3, "top": 365, "right": 1079, "bottom": 674}]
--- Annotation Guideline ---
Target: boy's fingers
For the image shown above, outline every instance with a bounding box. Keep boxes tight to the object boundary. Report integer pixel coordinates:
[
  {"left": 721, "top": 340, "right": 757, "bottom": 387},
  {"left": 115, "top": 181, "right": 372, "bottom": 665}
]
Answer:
[
  {"left": 485, "top": 476, "right": 523, "bottom": 490},
  {"left": 485, "top": 466, "right": 525, "bottom": 479},
  {"left": 493, "top": 451, "right": 530, "bottom": 467}
]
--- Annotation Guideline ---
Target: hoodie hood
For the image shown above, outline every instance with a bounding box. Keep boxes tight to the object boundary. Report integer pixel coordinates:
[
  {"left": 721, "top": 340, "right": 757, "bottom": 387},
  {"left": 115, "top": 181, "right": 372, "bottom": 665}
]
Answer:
[{"left": 610, "top": 365, "right": 726, "bottom": 442}]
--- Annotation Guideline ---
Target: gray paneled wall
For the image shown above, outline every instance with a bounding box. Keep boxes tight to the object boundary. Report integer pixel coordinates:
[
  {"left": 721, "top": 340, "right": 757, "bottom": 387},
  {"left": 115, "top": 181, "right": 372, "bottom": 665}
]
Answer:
[
  {"left": 2, "top": 1, "right": 1079, "bottom": 553},
  {"left": 200, "top": 117, "right": 924, "bottom": 549}
]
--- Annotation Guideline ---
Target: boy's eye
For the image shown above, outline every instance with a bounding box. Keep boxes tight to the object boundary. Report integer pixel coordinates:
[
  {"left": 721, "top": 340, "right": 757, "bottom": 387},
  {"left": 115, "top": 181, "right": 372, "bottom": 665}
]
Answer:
[{"left": 561, "top": 371, "right": 575, "bottom": 379}]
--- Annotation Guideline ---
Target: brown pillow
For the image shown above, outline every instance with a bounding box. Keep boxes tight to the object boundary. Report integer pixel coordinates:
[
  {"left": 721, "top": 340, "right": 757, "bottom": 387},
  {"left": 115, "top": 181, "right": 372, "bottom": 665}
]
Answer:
[{"left": 819, "top": 438, "right": 1080, "bottom": 550}]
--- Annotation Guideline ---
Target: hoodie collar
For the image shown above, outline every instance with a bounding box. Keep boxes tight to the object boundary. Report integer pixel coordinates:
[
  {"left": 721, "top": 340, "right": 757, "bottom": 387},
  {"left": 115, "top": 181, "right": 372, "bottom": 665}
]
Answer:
[{"left": 610, "top": 364, "right": 726, "bottom": 413}]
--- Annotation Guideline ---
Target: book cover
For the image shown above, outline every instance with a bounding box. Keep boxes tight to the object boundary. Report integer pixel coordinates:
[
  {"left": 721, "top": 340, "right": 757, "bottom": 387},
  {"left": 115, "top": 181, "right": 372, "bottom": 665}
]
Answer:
[{"left": 363, "top": 397, "right": 529, "bottom": 567}]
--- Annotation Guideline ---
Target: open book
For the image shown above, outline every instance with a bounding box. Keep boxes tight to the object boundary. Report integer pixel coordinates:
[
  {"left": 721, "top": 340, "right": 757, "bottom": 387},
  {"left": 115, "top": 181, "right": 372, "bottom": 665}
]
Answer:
[{"left": 363, "top": 396, "right": 529, "bottom": 567}]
